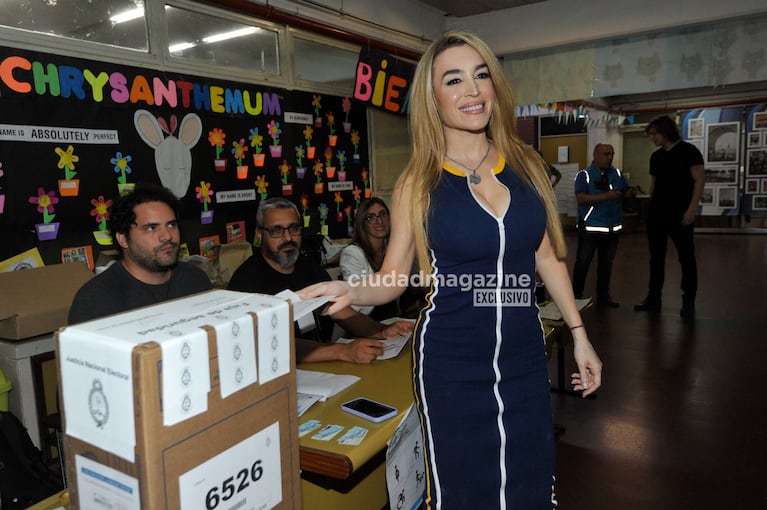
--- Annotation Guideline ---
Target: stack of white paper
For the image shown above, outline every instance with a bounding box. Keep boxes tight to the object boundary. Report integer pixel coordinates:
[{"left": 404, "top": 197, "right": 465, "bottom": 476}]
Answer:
[{"left": 296, "top": 369, "right": 359, "bottom": 401}]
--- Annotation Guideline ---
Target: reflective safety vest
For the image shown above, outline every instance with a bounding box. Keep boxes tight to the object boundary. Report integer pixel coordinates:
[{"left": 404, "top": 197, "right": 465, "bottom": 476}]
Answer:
[{"left": 576, "top": 164, "right": 627, "bottom": 233}]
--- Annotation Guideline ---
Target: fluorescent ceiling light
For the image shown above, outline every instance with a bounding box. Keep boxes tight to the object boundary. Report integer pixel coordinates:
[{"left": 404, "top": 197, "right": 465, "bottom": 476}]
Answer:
[
  {"left": 110, "top": 7, "right": 145, "bottom": 24},
  {"left": 202, "top": 27, "right": 258, "bottom": 44},
  {"left": 169, "top": 42, "right": 197, "bottom": 53}
]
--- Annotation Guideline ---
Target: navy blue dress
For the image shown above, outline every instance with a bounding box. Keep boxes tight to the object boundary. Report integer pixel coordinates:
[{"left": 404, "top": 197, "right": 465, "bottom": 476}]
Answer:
[{"left": 413, "top": 158, "right": 556, "bottom": 509}]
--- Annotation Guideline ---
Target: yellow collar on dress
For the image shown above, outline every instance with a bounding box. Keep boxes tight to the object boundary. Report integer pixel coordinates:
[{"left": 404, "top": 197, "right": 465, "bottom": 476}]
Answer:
[{"left": 443, "top": 155, "right": 505, "bottom": 178}]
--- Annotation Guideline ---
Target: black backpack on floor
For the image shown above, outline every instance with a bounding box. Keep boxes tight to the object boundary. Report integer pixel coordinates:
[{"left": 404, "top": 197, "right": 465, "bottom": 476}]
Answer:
[{"left": 0, "top": 411, "right": 63, "bottom": 509}]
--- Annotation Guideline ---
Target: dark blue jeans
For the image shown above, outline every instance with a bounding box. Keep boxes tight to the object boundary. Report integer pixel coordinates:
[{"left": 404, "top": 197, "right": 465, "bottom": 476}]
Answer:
[
  {"left": 572, "top": 231, "right": 620, "bottom": 302},
  {"left": 645, "top": 211, "right": 697, "bottom": 303}
]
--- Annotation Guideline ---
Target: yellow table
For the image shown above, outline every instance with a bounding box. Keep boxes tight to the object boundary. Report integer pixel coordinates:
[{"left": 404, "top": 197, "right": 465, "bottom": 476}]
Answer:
[
  {"left": 25, "top": 490, "right": 68, "bottom": 510},
  {"left": 297, "top": 340, "right": 414, "bottom": 509}
]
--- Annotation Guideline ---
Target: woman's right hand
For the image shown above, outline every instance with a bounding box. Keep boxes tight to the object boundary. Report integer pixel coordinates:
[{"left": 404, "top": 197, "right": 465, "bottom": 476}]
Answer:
[{"left": 297, "top": 280, "right": 354, "bottom": 315}]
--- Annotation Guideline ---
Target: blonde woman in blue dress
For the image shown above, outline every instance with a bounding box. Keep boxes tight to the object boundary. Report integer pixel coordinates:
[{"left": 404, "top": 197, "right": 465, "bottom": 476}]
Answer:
[{"left": 301, "top": 31, "right": 602, "bottom": 509}]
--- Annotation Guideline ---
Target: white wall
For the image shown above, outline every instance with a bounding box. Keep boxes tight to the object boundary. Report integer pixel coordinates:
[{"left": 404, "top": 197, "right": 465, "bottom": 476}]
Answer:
[
  {"left": 249, "top": 0, "right": 445, "bottom": 52},
  {"left": 445, "top": 0, "right": 767, "bottom": 55},
  {"left": 249, "top": 1, "right": 767, "bottom": 58}
]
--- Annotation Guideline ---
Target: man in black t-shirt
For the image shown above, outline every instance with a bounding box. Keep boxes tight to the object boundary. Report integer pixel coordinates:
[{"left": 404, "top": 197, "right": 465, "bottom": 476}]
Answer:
[
  {"left": 68, "top": 183, "right": 212, "bottom": 324},
  {"left": 228, "top": 198, "right": 412, "bottom": 364},
  {"left": 635, "top": 115, "right": 704, "bottom": 319}
]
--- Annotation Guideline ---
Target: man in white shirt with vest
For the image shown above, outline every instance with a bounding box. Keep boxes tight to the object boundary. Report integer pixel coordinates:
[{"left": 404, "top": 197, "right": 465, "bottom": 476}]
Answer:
[{"left": 571, "top": 143, "right": 631, "bottom": 308}]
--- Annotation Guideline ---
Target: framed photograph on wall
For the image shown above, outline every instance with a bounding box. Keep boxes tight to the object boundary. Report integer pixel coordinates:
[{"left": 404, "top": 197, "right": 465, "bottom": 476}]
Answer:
[
  {"left": 688, "top": 117, "right": 704, "bottom": 139},
  {"left": 716, "top": 186, "right": 737, "bottom": 209},
  {"left": 704, "top": 165, "right": 737, "bottom": 184},
  {"left": 748, "top": 131, "right": 762, "bottom": 148},
  {"left": 762, "top": 130, "right": 767, "bottom": 146},
  {"left": 700, "top": 187, "right": 715, "bottom": 205},
  {"left": 746, "top": 178, "right": 759, "bottom": 193},
  {"left": 747, "top": 148, "right": 767, "bottom": 176},
  {"left": 753, "top": 111, "right": 767, "bottom": 131},
  {"left": 762, "top": 179, "right": 767, "bottom": 194},
  {"left": 753, "top": 195, "right": 767, "bottom": 210},
  {"left": 705, "top": 122, "right": 740, "bottom": 164}
]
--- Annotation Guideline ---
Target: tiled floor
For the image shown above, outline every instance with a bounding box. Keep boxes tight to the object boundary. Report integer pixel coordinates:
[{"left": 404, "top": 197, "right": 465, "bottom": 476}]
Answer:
[{"left": 550, "top": 231, "right": 767, "bottom": 509}]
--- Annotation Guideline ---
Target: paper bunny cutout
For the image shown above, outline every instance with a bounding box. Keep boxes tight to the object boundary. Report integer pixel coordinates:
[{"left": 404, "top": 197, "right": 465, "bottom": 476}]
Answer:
[{"left": 134, "top": 109, "right": 203, "bottom": 197}]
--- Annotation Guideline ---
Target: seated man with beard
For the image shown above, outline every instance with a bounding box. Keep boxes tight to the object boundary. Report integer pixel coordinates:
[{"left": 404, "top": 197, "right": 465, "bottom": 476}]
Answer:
[
  {"left": 227, "top": 198, "right": 412, "bottom": 364},
  {"left": 68, "top": 182, "right": 212, "bottom": 324}
]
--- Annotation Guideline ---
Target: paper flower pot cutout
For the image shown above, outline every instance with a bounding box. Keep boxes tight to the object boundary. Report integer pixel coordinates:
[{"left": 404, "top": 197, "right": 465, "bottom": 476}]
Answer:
[
  {"left": 354, "top": 153, "right": 361, "bottom": 163},
  {"left": 365, "top": 188, "right": 372, "bottom": 198},
  {"left": 0, "top": 195, "right": 5, "bottom": 214},
  {"left": 314, "top": 182, "right": 324, "bottom": 194},
  {"left": 306, "top": 146, "right": 316, "bottom": 159},
  {"left": 29, "top": 187, "right": 60, "bottom": 241},
  {"left": 325, "top": 166, "right": 336, "bottom": 178},
  {"left": 321, "top": 224, "right": 329, "bottom": 236},
  {"left": 209, "top": 128, "right": 227, "bottom": 171},
  {"left": 338, "top": 170, "right": 347, "bottom": 181},
  {"left": 253, "top": 153, "right": 266, "bottom": 167},
  {"left": 314, "top": 116, "right": 322, "bottom": 128},
  {"left": 328, "top": 134, "right": 338, "bottom": 147},
  {"left": 196, "top": 181, "right": 215, "bottom": 224},
  {"left": 35, "top": 222, "right": 60, "bottom": 241},
  {"left": 93, "top": 230, "right": 112, "bottom": 245},
  {"left": 343, "top": 122, "right": 352, "bottom": 133},
  {"left": 90, "top": 195, "right": 113, "bottom": 245},
  {"left": 201, "top": 210, "right": 215, "bottom": 224},
  {"left": 58, "top": 179, "right": 80, "bottom": 197},
  {"left": 117, "top": 182, "right": 136, "bottom": 196},
  {"left": 269, "top": 145, "right": 283, "bottom": 158},
  {"left": 296, "top": 167, "right": 307, "bottom": 179},
  {"left": 347, "top": 225, "right": 354, "bottom": 237},
  {"left": 236, "top": 165, "right": 249, "bottom": 180},
  {"left": 55, "top": 145, "right": 79, "bottom": 196},
  {"left": 282, "top": 184, "right": 293, "bottom": 196},
  {"left": 304, "top": 215, "right": 311, "bottom": 228}
]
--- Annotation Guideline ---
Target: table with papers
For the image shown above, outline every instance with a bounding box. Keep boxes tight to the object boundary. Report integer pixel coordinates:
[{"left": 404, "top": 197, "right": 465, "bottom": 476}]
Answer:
[{"left": 296, "top": 339, "right": 414, "bottom": 481}]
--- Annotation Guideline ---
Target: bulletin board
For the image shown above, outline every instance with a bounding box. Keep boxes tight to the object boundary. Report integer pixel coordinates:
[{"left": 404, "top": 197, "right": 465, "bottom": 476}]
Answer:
[
  {"left": 0, "top": 46, "right": 371, "bottom": 265},
  {"left": 680, "top": 104, "right": 767, "bottom": 218}
]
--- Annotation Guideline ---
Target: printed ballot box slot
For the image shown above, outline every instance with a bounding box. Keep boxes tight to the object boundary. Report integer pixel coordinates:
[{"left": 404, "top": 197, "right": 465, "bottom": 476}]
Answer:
[{"left": 55, "top": 290, "right": 301, "bottom": 509}]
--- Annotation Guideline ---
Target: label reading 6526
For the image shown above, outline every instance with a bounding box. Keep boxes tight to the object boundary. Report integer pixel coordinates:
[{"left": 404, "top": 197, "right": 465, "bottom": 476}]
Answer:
[{"left": 179, "top": 422, "right": 282, "bottom": 510}]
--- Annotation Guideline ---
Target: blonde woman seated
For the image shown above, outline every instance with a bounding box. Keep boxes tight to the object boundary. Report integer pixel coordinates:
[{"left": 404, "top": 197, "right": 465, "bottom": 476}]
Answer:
[{"left": 340, "top": 198, "right": 400, "bottom": 321}]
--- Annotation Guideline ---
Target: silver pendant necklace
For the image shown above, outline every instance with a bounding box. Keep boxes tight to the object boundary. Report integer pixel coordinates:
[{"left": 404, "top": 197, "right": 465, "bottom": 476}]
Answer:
[{"left": 446, "top": 143, "right": 492, "bottom": 185}]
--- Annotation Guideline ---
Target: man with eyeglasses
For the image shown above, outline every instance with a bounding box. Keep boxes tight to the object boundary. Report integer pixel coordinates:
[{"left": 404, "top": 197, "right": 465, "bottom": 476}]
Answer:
[
  {"left": 571, "top": 143, "right": 632, "bottom": 308},
  {"left": 228, "top": 198, "right": 413, "bottom": 364},
  {"left": 68, "top": 182, "right": 212, "bottom": 324}
]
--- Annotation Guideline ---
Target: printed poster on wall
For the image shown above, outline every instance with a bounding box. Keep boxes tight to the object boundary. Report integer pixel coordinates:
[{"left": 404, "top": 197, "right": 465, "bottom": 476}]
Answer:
[{"left": 0, "top": 45, "right": 371, "bottom": 264}]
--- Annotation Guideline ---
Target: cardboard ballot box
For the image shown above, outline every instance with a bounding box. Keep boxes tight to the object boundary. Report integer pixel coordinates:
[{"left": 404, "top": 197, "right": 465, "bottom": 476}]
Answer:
[
  {"left": 56, "top": 290, "right": 301, "bottom": 509},
  {"left": 0, "top": 263, "right": 93, "bottom": 340}
]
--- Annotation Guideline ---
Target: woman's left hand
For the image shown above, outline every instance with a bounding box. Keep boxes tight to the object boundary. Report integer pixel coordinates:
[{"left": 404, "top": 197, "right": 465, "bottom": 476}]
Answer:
[{"left": 570, "top": 330, "right": 602, "bottom": 397}]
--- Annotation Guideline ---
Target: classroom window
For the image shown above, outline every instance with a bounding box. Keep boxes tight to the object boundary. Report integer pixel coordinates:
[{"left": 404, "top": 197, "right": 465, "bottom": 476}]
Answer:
[
  {"left": 165, "top": 4, "right": 280, "bottom": 76},
  {"left": 0, "top": 0, "right": 149, "bottom": 51},
  {"left": 292, "top": 32, "right": 359, "bottom": 94}
]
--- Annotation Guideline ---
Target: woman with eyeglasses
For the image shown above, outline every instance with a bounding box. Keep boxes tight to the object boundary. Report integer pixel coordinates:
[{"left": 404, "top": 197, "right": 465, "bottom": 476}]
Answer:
[{"left": 340, "top": 198, "right": 398, "bottom": 320}]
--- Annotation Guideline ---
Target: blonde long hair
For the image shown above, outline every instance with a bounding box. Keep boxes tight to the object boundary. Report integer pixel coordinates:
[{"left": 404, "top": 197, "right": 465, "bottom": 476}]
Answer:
[{"left": 398, "top": 30, "right": 566, "bottom": 275}]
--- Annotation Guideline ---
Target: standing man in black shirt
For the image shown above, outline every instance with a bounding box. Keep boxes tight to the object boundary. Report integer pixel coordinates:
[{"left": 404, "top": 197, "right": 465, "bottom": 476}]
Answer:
[
  {"left": 68, "top": 182, "right": 212, "bottom": 323},
  {"left": 635, "top": 115, "right": 704, "bottom": 319}
]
